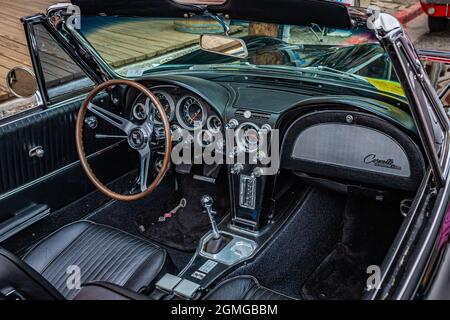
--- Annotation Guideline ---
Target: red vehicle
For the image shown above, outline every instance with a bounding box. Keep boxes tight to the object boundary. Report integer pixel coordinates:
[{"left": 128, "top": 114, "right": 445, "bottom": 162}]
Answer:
[{"left": 421, "top": 0, "right": 450, "bottom": 32}]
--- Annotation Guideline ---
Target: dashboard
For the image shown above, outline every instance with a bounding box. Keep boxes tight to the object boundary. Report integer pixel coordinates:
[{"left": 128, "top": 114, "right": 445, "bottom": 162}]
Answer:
[{"left": 120, "top": 74, "right": 417, "bottom": 233}]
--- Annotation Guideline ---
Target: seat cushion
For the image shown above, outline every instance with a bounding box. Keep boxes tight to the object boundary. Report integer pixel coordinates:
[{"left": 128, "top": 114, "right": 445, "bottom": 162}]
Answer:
[
  {"left": 204, "top": 276, "right": 295, "bottom": 300},
  {"left": 22, "top": 221, "right": 167, "bottom": 299}
]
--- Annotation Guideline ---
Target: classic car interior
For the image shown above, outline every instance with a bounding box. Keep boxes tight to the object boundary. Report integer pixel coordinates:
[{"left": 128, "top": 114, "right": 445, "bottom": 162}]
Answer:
[{"left": 0, "top": 0, "right": 436, "bottom": 301}]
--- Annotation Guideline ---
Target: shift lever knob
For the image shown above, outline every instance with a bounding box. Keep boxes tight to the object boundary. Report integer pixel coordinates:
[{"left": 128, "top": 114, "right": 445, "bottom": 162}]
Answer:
[
  {"left": 201, "top": 195, "right": 213, "bottom": 208},
  {"left": 201, "top": 195, "right": 220, "bottom": 240}
]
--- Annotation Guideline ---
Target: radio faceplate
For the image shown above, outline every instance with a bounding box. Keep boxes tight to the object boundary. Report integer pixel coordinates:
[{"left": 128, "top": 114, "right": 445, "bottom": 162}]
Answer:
[{"left": 239, "top": 175, "right": 257, "bottom": 210}]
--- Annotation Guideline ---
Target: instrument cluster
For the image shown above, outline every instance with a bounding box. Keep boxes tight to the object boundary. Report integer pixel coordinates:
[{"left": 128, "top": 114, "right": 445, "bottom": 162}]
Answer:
[{"left": 131, "top": 85, "right": 223, "bottom": 139}]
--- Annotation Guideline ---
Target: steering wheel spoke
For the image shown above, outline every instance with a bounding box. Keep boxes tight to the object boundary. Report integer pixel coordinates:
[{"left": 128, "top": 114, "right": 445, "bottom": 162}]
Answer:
[
  {"left": 88, "top": 102, "right": 135, "bottom": 134},
  {"left": 138, "top": 146, "right": 151, "bottom": 192}
]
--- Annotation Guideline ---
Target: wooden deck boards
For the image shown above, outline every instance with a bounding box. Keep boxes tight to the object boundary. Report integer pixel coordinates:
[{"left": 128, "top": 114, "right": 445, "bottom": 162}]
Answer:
[{"left": 0, "top": 0, "right": 53, "bottom": 102}]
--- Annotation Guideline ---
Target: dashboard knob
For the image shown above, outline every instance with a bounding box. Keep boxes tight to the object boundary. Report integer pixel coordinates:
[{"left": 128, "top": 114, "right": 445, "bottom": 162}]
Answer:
[
  {"left": 171, "top": 125, "right": 183, "bottom": 142},
  {"left": 251, "top": 167, "right": 264, "bottom": 178},
  {"left": 226, "top": 119, "right": 239, "bottom": 130},
  {"left": 261, "top": 124, "right": 272, "bottom": 133},
  {"left": 230, "top": 164, "right": 243, "bottom": 175}
]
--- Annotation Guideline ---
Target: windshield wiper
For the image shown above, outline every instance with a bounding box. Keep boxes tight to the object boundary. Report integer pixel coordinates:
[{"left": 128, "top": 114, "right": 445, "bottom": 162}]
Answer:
[
  {"left": 303, "top": 66, "right": 369, "bottom": 83},
  {"left": 225, "top": 64, "right": 370, "bottom": 84},
  {"left": 188, "top": 63, "right": 256, "bottom": 71},
  {"left": 149, "top": 63, "right": 369, "bottom": 85}
]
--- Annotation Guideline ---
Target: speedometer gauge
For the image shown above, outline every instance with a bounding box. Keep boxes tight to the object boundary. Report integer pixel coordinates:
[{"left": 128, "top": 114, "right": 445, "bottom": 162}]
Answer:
[{"left": 176, "top": 95, "right": 207, "bottom": 130}]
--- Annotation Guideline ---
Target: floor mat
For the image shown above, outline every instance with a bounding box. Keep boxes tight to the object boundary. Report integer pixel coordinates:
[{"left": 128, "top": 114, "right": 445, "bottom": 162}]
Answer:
[
  {"left": 300, "top": 193, "right": 402, "bottom": 300},
  {"left": 136, "top": 170, "right": 229, "bottom": 252},
  {"left": 300, "top": 244, "right": 370, "bottom": 300}
]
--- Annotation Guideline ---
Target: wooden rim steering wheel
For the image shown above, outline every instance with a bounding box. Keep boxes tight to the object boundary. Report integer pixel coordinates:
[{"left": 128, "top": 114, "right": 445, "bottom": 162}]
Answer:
[{"left": 76, "top": 80, "right": 172, "bottom": 201}]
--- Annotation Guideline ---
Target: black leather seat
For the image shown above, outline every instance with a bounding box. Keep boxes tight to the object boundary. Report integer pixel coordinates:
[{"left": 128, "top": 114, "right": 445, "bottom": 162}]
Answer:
[
  {"left": 16, "top": 221, "right": 168, "bottom": 299},
  {"left": 204, "top": 276, "right": 295, "bottom": 300}
]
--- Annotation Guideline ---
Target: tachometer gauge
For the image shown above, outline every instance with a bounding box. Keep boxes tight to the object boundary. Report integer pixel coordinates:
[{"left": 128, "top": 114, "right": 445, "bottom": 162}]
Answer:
[
  {"left": 207, "top": 115, "right": 222, "bottom": 133},
  {"left": 176, "top": 95, "right": 207, "bottom": 130},
  {"left": 148, "top": 90, "right": 175, "bottom": 124}
]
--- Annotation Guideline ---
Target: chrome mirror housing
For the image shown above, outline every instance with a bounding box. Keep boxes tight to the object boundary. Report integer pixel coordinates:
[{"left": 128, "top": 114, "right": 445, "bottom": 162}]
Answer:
[
  {"left": 6, "top": 67, "right": 37, "bottom": 98},
  {"left": 200, "top": 34, "right": 248, "bottom": 59}
]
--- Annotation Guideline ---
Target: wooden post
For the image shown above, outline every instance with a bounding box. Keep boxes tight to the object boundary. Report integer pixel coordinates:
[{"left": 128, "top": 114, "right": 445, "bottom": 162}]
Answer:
[{"left": 248, "top": 22, "right": 279, "bottom": 37}]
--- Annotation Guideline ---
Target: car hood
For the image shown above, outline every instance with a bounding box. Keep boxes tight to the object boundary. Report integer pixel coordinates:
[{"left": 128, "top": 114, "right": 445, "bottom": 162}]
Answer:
[{"left": 164, "top": 36, "right": 384, "bottom": 72}]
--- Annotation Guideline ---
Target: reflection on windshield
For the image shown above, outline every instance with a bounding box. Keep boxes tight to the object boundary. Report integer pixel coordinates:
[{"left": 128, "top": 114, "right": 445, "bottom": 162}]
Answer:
[{"left": 78, "top": 16, "right": 399, "bottom": 88}]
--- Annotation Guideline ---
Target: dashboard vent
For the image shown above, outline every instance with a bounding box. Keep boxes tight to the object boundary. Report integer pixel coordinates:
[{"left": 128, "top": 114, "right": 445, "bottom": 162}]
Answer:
[{"left": 235, "top": 110, "right": 271, "bottom": 121}]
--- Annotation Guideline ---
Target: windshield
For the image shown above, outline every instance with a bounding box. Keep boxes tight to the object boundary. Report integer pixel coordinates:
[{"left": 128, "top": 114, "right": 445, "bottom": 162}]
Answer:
[{"left": 77, "top": 16, "right": 402, "bottom": 94}]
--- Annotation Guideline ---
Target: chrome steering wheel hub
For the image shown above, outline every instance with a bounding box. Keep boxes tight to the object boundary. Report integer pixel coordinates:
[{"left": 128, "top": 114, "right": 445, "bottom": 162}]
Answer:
[{"left": 128, "top": 127, "right": 149, "bottom": 150}]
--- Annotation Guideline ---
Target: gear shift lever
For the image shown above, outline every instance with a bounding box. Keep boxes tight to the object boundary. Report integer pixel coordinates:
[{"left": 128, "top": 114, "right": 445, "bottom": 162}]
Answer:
[
  {"left": 201, "top": 195, "right": 231, "bottom": 254},
  {"left": 201, "top": 195, "right": 221, "bottom": 240}
]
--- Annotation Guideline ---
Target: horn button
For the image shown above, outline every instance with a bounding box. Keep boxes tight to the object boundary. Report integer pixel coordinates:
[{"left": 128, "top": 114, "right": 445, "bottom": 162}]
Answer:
[{"left": 128, "top": 127, "right": 148, "bottom": 150}]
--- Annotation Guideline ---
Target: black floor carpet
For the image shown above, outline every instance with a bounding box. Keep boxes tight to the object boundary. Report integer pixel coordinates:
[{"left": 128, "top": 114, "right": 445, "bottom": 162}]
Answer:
[
  {"left": 137, "top": 172, "right": 229, "bottom": 252},
  {"left": 226, "top": 186, "right": 403, "bottom": 300},
  {"left": 300, "top": 193, "right": 403, "bottom": 300},
  {"left": 89, "top": 170, "right": 229, "bottom": 253},
  {"left": 226, "top": 187, "right": 345, "bottom": 299}
]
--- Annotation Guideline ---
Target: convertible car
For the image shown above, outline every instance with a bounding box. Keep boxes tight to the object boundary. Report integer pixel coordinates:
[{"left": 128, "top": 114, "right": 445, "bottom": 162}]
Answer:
[{"left": 1, "top": 0, "right": 450, "bottom": 301}]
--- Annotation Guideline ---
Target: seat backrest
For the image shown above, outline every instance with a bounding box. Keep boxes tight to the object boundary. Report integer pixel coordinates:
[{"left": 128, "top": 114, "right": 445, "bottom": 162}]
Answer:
[{"left": 0, "top": 248, "right": 63, "bottom": 300}]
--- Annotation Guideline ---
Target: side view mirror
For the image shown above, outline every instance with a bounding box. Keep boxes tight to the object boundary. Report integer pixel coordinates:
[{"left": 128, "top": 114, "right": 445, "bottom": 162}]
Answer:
[
  {"left": 200, "top": 34, "right": 248, "bottom": 59},
  {"left": 6, "top": 67, "right": 37, "bottom": 98}
]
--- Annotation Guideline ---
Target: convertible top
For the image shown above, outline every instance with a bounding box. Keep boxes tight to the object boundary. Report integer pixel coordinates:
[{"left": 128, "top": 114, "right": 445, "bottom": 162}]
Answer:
[{"left": 71, "top": 0, "right": 353, "bottom": 29}]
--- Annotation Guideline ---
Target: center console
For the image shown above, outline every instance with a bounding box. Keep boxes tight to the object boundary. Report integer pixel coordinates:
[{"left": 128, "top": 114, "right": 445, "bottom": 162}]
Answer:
[
  {"left": 150, "top": 110, "right": 283, "bottom": 300},
  {"left": 152, "top": 194, "right": 259, "bottom": 300},
  {"left": 226, "top": 110, "right": 276, "bottom": 233}
]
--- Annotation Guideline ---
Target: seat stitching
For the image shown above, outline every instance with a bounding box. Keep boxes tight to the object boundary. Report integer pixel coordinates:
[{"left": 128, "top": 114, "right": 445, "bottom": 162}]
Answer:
[
  {"left": 123, "top": 249, "right": 160, "bottom": 288},
  {"left": 37, "top": 224, "right": 92, "bottom": 275},
  {"left": 47, "top": 231, "right": 108, "bottom": 288},
  {"left": 108, "top": 246, "right": 152, "bottom": 286},
  {"left": 88, "top": 240, "right": 149, "bottom": 285},
  {"left": 44, "top": 227, "right": 117, "bottom": 287},
  {"left": 22, "top": 220, "right": 90, "bottom": 261},
  {"left": 53, "top": 229, "right": 129, "bottom": 297}
]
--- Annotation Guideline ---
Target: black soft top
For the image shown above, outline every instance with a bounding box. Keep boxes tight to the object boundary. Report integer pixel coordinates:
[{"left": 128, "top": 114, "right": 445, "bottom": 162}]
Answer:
[{"left": 71, "top": 0, "right": 353, "bottom": 29}]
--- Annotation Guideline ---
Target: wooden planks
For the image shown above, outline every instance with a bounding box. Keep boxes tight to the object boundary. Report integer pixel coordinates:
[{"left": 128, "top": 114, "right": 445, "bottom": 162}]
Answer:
[
  {"left": 0, "top": 0, "right": 53, "bottom": 102},
  {"left": 82, "top": 18, "right": 201, "bottom": 68}
]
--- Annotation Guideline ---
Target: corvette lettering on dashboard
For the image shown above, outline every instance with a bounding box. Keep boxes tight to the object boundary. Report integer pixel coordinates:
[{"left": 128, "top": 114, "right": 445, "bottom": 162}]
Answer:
[{"left": 363, "top": 154, "right": 402, "bottom": 171}]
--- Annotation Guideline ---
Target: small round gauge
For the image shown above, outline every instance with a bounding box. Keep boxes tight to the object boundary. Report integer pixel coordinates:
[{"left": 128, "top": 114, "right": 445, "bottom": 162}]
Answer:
[
  {"left": 176, "top": 95, "right": 207, "bottom": 130},
  {"left": 148, "top": 90, "right": 175, "bottom": 124},
  {"left": 235, "top": 122, "right": 261, "bottom": 152},
  {"left": 132, "top": 102, "right": 149, "bottom": 121},
  {"left": 207, "top": 115, "right": 222, "bottom": 133}
]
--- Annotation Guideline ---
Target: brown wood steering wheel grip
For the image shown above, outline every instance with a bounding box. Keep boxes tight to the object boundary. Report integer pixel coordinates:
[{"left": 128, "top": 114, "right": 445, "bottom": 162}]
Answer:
[{"left": 76, "top": 79, "right": 172, "bottom": 201}]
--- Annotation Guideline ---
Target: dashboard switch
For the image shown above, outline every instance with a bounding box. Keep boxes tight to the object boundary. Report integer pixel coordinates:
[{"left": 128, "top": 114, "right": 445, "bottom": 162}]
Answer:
[
  {"left": 251, "top": 167, "right": 264, "bottom": 178},
  {"left": 226, "top": 119, "right": 239, "bottom": 130},
  {"left": 230, "top": 164, "right": 243, "bottom": 175}
]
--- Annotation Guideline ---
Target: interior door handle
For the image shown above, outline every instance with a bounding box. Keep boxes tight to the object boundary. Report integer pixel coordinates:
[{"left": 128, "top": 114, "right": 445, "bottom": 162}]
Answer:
[{"left": 29, "top": 146, "right": 45, "bottom": 158}]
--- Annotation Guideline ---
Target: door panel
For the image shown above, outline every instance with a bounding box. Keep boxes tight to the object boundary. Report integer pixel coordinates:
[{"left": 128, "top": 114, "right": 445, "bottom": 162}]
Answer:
[
  {"left": 0, "top": 98, "right": 135, "bottom": 226},
  {"left": 0, "top": 97, "right": 121, "bottom": 195}
]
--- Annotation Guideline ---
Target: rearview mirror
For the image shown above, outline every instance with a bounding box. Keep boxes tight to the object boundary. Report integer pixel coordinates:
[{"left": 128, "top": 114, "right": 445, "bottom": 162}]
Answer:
[
  {"left": 200, "top": 34, "right": 248, "bottom": 59},
  {"left": 6, "top": 67, "right": 37, "bottom": 98}
]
